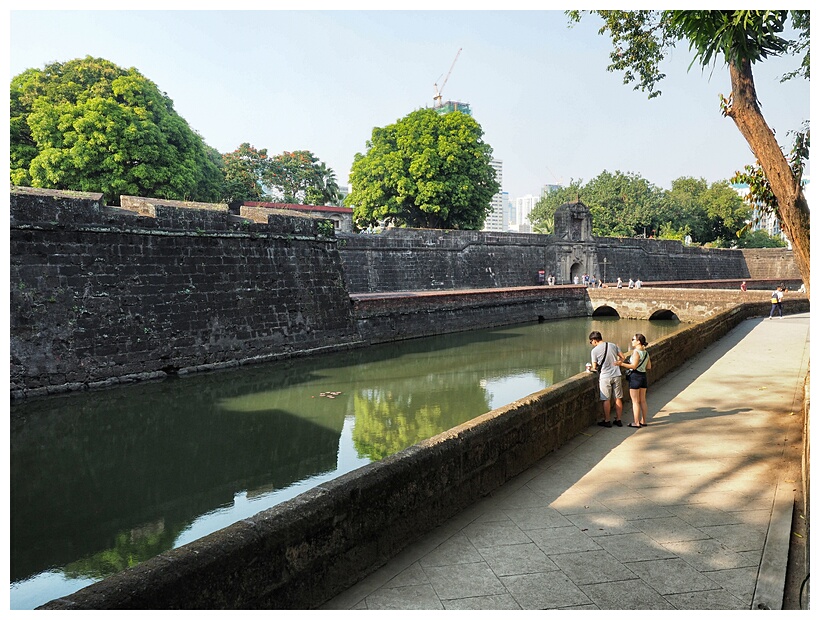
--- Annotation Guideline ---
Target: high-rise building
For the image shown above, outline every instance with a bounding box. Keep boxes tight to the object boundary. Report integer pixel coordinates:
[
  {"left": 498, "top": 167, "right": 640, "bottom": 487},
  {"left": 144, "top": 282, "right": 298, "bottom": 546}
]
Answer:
[
  {"left": 482, "top": 159, "right": 504, "bottom": 232},
  {"left": 434, "top": 100, "right": 472, "bottom": 116},
  {"left": 513, "top": 194, "right": 539, "bottom": 233}
]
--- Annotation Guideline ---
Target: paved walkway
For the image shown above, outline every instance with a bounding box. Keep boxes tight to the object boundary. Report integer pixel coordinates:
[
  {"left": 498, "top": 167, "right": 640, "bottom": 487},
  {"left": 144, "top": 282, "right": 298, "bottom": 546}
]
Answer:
[{"left": 324, "top": 313, "right": 810, "bottom": 610}]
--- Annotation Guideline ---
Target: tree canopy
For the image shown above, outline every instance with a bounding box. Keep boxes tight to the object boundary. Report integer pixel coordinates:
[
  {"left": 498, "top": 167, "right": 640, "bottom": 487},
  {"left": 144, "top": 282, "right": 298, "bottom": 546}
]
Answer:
[
  {"left": 221, "top": 142, "right": 269, "bottom": 207},
  {"left": 10, "top": 56, "right": 224, "bottom": 205},
  {"left": 347, "top": 108, "right": 499, "bottom": 230},
  {"left": 264, "top": 150, "right": 341, "bottom": 206},
  {"left": 529, "top": 171, "right": 750, "bottom": 246},
  {"left": 567, "top": 10, "right": 810, "bottom": 294}
]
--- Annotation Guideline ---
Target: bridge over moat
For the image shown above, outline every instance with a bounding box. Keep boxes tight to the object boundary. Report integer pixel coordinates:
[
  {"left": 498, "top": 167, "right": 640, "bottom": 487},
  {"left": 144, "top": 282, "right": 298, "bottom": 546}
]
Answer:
[
  {"left": 351, "top": 282, "right": 808, "bottom": 345},
  {"left": 585, "top": 286, "right": 792, "bottom": 322}
]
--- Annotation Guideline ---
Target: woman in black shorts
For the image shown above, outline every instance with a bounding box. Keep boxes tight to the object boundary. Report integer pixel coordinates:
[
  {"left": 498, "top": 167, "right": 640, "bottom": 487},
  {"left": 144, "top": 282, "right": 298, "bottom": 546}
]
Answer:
[{"left": 617, "top": 333, "right": 651, "bottom": 427}]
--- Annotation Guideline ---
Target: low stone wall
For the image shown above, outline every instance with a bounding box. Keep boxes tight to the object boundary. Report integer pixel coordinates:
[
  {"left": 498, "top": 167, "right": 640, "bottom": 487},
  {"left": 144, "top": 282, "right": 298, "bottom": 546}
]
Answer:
[
  {"left": 352, "top": 286, "right": 591, "bottom": 344},
  {"left": 40, "top": 301, "right": 786, "bottom": 610}
]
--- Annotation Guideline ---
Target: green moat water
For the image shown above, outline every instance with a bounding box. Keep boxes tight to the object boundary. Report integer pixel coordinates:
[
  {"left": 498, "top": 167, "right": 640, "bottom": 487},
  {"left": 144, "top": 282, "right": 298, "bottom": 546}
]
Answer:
[{"left": 10, "top": 316, "right": 683, "bottom": 609}]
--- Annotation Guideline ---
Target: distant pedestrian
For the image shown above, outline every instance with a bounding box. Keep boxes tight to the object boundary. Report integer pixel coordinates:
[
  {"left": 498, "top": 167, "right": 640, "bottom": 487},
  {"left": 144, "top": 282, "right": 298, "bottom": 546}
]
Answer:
[
  {"left": 628, "top": 278, "right": 634, "bottom": 289},
  {"left": 798, "top": 282, "right": 806, "bottom": 293},
  {"left": 616, "top": 277, "right": 623, "bottom": 289},
  {"left": 635, "top": 279, "right": 642, "bottom": 289},
  {"left": 588, "top": 331, "right": 626, "bottom": 427},
  {"left": 617, "top": 334, "right": 651, "bottom": 427},
  {"left": 582, "top": 273, "right": 590, "bottom": 287},
  {"left": 740, "top": 281, "right": 747, "bottom": 292},
  {"left": 573, "top": 275, "right": 580, "bottom": 285},
  {"left": 547, "top": 274, "right": 556, "bottom": 286},
  {"left": 769, "top": 285, "right": 784, "bottom": 319}
]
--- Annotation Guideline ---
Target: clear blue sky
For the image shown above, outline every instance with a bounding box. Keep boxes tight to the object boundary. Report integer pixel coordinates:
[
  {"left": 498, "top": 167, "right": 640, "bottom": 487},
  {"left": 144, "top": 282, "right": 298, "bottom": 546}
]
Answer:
[{"left": 7, "top": 5, "right": 812, "bottom": 201}]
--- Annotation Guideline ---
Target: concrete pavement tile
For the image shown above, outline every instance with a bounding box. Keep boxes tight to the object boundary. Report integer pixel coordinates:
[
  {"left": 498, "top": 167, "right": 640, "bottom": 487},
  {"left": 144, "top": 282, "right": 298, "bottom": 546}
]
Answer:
[
  {"left": 424, "top": 562, "right": 506, "bottom": 600},
  {"left": 550, "top": 549, "right": 636, "bottom": 586},
  {"left": 697, "top": 523, "right": 767, "bottom": 552},
  {"left": 571, "top": 481, "right": 639, "bottom": 502},
  {"left": 665, "top": 588, "right": 747, "bottom": 610},
  {"left": 662, "top": 539, "right": 757, "bottom": 571},
  {"left": 565, "top": 510, "right": 641, "bottom": 536},
  {"left": 630, "top": 515, "right": 709, "bottom": 543},
  {"left": 383, "top": 562, "right": 430, "bottom": 588},
  {"left": 462, "top": 520, "right": 532, "bottom": 548},
  {"left": 625, "top": 558, "right": 721, "bottom": 595},
  {"left": 601, "top": 496, "right": 673, "bottom": 520},
  {"left": 364, "top": 584, "right": 444, "bottom": 610},
  {"left": 703, "top": 566, "right": 758, "bottom": 603},
  {"left": 503, "top": 505, "right": 573, "bottom": 530},
  {"left": 350, "top": 599, "right": 367, "bottom": 609},
  {"left": 594, "top": 532, "right": 676, "bottom": 562},
  {"left": 419, "top": 532, "right": 484, "bottom": 567},
  {"left": 664, "top": 503, "right": 743, "bottom": 528},
  {"left": 471, "top": 508, "right": 514, "bottom": 524},
  {"left": 442, "top": 594, "right": 521, "bottom": 610},
  {"left": 725, "top": 508, "right": 773, "bottom": 526},
  {"left": 527, "top": 525, "right": 603, "bottom": 555},
  {"left": 478, "top": 542, "right": 559, "bottom": 576},
  {"left": 493, "top": 485, "right": 553, "bottom": 509},
  {"left": 548, "top": 491, "right": 611, "bottom": 515},
  {"left": 685, "top": 490, "right": 771, "bottom": 512},
  {"left": 501, "top": 571, "right": 593, "bottom": 609},
  {"left": 580, "top": 579, "right": 676, "bottom": 610}
]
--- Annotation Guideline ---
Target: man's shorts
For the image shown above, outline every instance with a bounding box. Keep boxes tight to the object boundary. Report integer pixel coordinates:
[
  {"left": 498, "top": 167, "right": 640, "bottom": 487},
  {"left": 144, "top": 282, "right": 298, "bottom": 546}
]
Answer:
[{"left": 599, "top": 375, "right": 623, "bottom": 401}]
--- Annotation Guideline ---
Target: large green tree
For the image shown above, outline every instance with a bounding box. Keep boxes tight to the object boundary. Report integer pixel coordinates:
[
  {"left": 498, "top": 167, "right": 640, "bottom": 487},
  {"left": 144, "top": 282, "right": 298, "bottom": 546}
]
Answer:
[
  {"left": 530, "top": 170, "right": 672, "bottom": 238},
  {"left": 221, "top": 142, "right": 270, "bottom": 208},
  {"left": 347, "top": 108, "right": 499, "bottom": 229},
  {"left": 665, "top": 177, "right": 751, "bottom": 245},
  {"left": 10, "top": 56, "right": 224, "bottom": 205},
  {"left": 567, "top": 10, "right": 810, "bottom": 296},
  {"left": 263, "top": 150, "right": 341, "bottom": 206}
]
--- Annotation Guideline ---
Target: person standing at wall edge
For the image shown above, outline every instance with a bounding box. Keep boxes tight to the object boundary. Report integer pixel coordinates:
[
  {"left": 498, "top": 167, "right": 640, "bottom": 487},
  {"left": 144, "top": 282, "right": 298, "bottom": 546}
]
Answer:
[
  {"left": 769, "top": 285, "right": 784, "bottom": 319},
  {"left": 617, "top": 333, "right": 651, "bottom": 427},
  {"left": 588, "top": 331, "right": 626, "bottom": 427}
]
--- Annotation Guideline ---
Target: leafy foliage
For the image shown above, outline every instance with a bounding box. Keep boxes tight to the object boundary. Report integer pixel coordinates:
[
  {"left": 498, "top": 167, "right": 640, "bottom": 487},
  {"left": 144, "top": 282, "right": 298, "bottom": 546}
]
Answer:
[
  {"left": 221, "top": 142, "right": 270, "bottom": 207},
  {"left": 347, "top": 108, "right": 499, "bottom": 230},
  {"left": 10, "top": 56, "right": 224, "bottom": 204},
  {"left": 735, "top": 229, "right": 787, "bottom": 248},
  {"left": 264, "top": 150, "right": 341, "bottom": 205},
  {"left": 565, "top": 9, "right": 809, "bottom": 293},
  {"left": 529, "top": 171, "right": 750, "bottom": 246}
]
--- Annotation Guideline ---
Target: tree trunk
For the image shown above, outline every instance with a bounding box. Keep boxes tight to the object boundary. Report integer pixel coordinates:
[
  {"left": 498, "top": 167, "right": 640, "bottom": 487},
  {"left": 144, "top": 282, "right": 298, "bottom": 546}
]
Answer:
[{"left": 726, "top": 58, "right": 810, "bottom": 298}]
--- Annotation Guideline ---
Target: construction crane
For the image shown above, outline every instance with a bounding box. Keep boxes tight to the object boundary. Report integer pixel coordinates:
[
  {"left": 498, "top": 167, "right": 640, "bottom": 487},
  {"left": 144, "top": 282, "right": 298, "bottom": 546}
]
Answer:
[{"left": 433, "top": 48, "right": 462, "bottom": 108}]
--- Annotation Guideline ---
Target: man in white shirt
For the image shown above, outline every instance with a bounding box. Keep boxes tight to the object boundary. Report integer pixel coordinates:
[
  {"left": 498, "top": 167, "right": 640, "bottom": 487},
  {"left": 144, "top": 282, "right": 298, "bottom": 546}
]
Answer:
[{"left": 588, "top": 331, "right": 626, "bottom": 427}]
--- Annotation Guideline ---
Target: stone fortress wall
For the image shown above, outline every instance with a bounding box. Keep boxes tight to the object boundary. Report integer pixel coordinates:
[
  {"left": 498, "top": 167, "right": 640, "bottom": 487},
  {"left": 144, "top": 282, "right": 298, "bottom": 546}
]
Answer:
[
  {"left": 9, "top": 188, "right": 802, "bottom": 399},
  {"left": 9, "top": 187, "right": 362, "bottom": 400}
]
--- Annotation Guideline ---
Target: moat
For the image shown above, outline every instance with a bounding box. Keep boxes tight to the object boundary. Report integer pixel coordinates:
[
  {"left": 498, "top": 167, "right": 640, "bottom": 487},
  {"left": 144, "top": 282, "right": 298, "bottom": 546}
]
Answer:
[{"left": 10, "top": 316, "right": 683, "bottom": 609}]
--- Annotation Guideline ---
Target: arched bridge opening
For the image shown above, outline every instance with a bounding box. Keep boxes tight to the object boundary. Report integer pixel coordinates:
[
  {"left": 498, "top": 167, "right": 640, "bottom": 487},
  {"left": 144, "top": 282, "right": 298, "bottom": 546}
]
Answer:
[
  {"left": 649, "top": 309, "right": 680, "bottom": 321},
  {"left": 591, "top": 305, "right": 620, "bottom": 318}
]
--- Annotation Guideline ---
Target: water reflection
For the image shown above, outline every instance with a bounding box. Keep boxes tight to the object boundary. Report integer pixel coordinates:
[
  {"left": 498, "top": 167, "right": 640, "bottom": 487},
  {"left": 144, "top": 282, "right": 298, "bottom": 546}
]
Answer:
[{"left": 10, "top": 317, "right": 681, "bottom": 608}]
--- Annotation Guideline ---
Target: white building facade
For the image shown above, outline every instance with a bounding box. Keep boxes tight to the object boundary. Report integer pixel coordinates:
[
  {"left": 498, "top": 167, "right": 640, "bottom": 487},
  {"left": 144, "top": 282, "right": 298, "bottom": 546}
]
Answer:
[{"left": 482, "top": 159, "right": 505, "bottom": 232}]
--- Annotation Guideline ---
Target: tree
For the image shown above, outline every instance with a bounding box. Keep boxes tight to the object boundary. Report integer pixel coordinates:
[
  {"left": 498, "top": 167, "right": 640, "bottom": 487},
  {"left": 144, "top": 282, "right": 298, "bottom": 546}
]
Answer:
[
  {"left": 221, "top": 143, "right": 270, "bottom": 208},
  {"left": 567, "top": 10, "right": 810, "bottom": 296},
  {"left": 10, "top": 56, "right": 224, "bottom": 205},
  {"left": 666, "top": 176, "right": 751, "bottom": 245},
  {"left": 305, "top": 161, "right": 342, "bottom": 206},
  {"left": 529, "top": 171, "right": 671, "bottom": 238},
  {"left": 736, "top": 229, "right": 787, "bottom": 248},
  {"left": 581, "top": 170, "right": 669, "bottom": 237},
  {"left": 347, "top": 108, "right": 499, "bottom": 229},
  {"left": 262, "top": 150, "right": 335, "bottom": 205}
]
